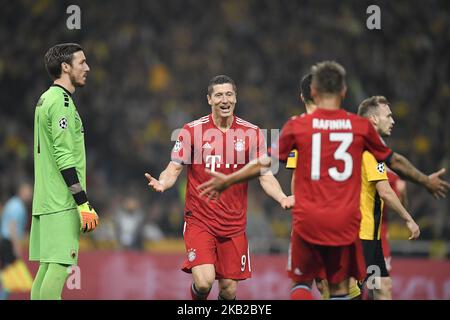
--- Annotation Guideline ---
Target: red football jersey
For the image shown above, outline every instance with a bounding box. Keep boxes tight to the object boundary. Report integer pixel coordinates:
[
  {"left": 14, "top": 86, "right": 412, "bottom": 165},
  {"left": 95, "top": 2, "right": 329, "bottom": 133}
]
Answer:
[
  {"left": 172, "top": 114, "right": 266, "bottom": 238},
  {"left": 276, "top": 108, "right": 393, "bottom": 246}
]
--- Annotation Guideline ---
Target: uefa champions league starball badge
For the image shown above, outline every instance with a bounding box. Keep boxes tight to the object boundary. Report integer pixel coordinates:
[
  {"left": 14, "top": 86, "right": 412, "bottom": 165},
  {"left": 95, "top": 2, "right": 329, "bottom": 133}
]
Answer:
[
  {"left": 59, "top": 117, "right": 68, "bottom": 129},
  {"left": 376, "top": 162, "right": 385, "bottom": 173},
  {"left": 173, "top": 140, "right": 182, "bottom": 152}
]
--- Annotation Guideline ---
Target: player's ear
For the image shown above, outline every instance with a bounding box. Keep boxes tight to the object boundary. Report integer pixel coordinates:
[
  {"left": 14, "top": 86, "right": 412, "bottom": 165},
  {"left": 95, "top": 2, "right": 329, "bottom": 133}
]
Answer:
[
  {"left": 61, "top": 61, "right": 71, "bottom": 74},
  {"left": 207, "top": 94, "right": 212, "bottom": 106},
  {"left": 368, "top": 113, "right": 378, "bottom": 126}
]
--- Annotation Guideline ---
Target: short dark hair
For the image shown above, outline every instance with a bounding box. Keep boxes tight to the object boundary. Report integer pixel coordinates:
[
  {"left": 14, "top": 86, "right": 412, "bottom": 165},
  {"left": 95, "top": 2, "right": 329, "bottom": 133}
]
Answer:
[
  {"left": 300, "top": 73, "right": 313, "bottom": 104},
  {"left": 44, "top": 43, "right": 83, "bottom": 80},
  {"left": 311, "top": 61, "right": 346, "bottom": 95},
  {"left": 358, "top": 96, "right": 390, "bottom": 117},
  {"left": 207, "top": 75, "right": 237, "bottom": 96}
]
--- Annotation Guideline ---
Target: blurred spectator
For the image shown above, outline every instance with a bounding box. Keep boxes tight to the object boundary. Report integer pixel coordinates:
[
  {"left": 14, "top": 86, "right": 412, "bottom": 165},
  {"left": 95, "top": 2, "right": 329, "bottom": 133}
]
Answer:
[
  {"left": 113, "top": 196, "right": 145, "bottom": 250},
  {"left": 142, "top": 204, "right": 165, "bottom": 242},
  {"left": 0, "top": 182, "right": 33, "bottom": 299}
]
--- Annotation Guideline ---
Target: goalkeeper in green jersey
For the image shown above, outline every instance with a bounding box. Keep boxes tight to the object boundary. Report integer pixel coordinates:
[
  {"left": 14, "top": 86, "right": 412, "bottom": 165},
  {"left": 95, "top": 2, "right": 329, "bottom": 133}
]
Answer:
[{"left": 29, "top": 43, "right": 99, "bottom": 300}]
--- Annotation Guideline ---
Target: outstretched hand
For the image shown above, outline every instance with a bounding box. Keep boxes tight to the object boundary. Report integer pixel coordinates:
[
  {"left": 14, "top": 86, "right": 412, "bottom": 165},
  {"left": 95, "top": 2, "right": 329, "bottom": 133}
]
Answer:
[
  {"left": 427, "top": 168, "right": 450, "bottom": 199},
  {"left": 197, "top": 170, "right": 229, "bottom": 200},
  {"left": 145, "top": 173, "right": 164, "bottom": 192}
]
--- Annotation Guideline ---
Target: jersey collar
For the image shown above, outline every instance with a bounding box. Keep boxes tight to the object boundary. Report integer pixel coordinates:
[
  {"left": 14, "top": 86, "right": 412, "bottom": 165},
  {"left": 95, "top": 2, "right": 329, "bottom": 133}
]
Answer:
[
  {"left": 51, "top": 84, "right": 72, "bottom": 97},
  {"left": 209, "top": 113, "right": 236, "bottom": 131},
  {"left": 312, "top": 108, "right": 346, "bottom": 116}
]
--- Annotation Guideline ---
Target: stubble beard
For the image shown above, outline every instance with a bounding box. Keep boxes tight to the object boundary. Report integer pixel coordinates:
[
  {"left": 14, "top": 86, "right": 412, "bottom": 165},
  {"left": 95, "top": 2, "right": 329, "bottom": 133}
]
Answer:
[{"left": 70, "top": 72, "right": 86, "bottom": 88}]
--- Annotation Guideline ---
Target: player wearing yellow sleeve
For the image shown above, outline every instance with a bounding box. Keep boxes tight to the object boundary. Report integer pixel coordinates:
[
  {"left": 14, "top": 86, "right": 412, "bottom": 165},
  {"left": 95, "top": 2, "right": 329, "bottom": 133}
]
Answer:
[
  {"left": 360, "top": 151, "right": 389, "bottom": 241},
  {"left": 285, "top": 77, "right": 421, "bottom": 301},
  {"left": 285, "top": 81, "right": 441, "bottom": 301},
  {"left": 351, "top": 151, "right": 418, "bottom": 300},
  {"left": 355, "top": 97, "right": 420, "bottom": 300},
  {"left": 351, "top": 151, "right": 389, "bottom": 300}
]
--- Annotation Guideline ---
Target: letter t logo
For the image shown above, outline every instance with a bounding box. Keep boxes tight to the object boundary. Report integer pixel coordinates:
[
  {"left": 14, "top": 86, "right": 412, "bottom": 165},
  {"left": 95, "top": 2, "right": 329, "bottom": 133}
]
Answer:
[{"left": 205, "top": 155, "right": 221, "bottom": 172}]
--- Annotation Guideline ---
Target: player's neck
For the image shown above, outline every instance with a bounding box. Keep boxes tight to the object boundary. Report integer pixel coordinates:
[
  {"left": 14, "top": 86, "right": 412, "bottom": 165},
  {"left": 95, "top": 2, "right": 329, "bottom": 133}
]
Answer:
[
  {"left": 212, "top": 113, "right": 234, "bottom": 132},
  {"left": 305, "top": 104, "right": 317, "bottom": 114},
  {"left": 316, "top": 97, "right": 341, "bottom": 110},
  {"left": 53, "top": 78, "right": 75, "bottom": 94}
]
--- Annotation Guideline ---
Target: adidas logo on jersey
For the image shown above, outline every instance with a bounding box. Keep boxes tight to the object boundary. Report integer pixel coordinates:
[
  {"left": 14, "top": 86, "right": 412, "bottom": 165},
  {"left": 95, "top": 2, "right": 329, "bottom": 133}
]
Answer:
[
  {"left": 202, "top": 142, "right": 212, "bottom": 149},
  {"left": 294, "top": 268, "right": 303, "bottom": 275}
]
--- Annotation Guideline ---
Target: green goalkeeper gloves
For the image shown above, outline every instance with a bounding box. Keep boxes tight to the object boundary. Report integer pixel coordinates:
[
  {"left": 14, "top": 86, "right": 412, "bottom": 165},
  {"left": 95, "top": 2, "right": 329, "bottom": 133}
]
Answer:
[{"left": 77, "top": 202, "right": 99, "bottom": 233}]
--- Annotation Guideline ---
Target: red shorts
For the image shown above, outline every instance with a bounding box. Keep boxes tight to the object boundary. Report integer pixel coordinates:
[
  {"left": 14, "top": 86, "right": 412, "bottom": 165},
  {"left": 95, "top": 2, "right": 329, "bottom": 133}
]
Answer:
[
  {"left": 287, "top": 230, "right": 366, "bottom": 284},
  {"left": 182, "top": 222, "right": 251, "bottom": 280}
]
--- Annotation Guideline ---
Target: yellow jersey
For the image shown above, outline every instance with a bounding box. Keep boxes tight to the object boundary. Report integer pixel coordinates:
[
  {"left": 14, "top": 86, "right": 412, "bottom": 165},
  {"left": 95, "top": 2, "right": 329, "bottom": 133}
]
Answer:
[{"left": 359, "top": 151, "right": 388, "bottom": 240}]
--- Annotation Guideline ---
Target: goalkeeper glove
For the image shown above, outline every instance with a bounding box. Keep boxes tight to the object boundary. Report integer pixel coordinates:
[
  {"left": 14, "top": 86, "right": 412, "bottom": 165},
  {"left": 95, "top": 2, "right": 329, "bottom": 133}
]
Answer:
[{"left": 77, "top": 202, "right": 99, "bottom": 233}]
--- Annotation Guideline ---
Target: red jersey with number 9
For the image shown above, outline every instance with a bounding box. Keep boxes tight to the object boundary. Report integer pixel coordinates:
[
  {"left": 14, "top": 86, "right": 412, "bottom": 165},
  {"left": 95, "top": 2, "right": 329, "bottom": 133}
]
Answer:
[
  {"left": 276, "top": 109, "right": 392, "bottom": 246},
  {"left": 171, "top": 114, "right": 266, "bottom": 238}
]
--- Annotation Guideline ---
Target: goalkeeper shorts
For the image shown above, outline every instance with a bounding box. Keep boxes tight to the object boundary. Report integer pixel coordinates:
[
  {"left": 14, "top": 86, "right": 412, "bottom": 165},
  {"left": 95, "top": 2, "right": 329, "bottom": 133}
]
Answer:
[{"left": 29, "top": 209, "right": 80, "bottom": 265}]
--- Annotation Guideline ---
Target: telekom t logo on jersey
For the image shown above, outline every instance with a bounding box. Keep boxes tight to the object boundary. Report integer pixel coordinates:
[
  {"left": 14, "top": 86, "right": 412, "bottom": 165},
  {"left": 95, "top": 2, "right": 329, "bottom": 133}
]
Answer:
[{"left": 205, "top": 155, "right": 238, "bottom": 172}]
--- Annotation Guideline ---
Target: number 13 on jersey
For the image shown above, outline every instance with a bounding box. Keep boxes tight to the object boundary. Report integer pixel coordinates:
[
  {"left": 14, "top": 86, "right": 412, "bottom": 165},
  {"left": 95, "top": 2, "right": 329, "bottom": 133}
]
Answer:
[{"left": 311, "top": 132, "right": 353, "bottom": 181}]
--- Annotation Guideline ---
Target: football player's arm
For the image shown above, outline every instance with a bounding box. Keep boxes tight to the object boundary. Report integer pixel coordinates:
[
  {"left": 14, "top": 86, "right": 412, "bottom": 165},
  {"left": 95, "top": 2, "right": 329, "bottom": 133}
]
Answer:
[
  {"left": 375, "top": 180, "right": 420, "bottom": 240},
  {"left": 145, "top": 161, "right": 183, "bottom": 193},
  {"left": 387, "top": 152, "right": 449, "bottom": 199},
  {"left": 198, "top": 119, "right": 295, "bottom": 197},
  {"left": 50, "top": 98, "right": 77, "bottom": 171},
  {"left": 285, "top": 149, "right": 298, "bottom": 196},
  {"left": 198, "top": 155, "right": 271, "bottom": 197},
  {"left": 396, "top": 179, "right": 408, "bottom": 208},
  {"left": 50, "top": 97, "right": 81, "bottom": 195},
  {"left": 291, "top": 173, "right": 295, "bottom": 196},
  {"left": 364, "top": 123, "right": 449, "bottom": 199},
  {"left": 219, "top": 155, "right": 271, "bottom": 187},
  {"left": 60, "top": 166, "right": 99, "bottom": 233},
  {"left": 258, "top": 171, "right": 293, "bottom": 210},
  {"left": 50, "top": 99, "right": 98, "bottom": 232},
  {"left": 147, "top": 126, "right": 189, "bottom": 192},
  {"left": 289, "top": 170, "right": 296, "bottom": 208}
]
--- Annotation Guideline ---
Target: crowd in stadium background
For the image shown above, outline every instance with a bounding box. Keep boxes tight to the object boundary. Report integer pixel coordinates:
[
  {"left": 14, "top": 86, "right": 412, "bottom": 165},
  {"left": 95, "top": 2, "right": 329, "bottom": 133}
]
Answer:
[{"left": 0, "top": 0, "right": 449, "bottom": 257}]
